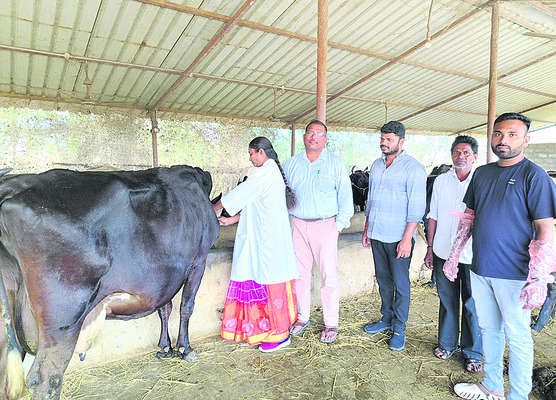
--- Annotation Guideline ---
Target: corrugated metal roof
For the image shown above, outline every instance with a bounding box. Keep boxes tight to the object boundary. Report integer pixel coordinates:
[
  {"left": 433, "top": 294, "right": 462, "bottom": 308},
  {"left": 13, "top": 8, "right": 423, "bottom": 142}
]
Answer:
[{"left": 0, "top": 0, "right": 555, "bottom": 134}]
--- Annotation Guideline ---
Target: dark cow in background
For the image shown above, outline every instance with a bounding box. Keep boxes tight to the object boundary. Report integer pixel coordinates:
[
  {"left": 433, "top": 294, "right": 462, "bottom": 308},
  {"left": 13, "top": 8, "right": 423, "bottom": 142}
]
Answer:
[
  {"left": 533, "top": 365, "right": 556, "bottom": 400},
  {"left": 350, "top": 167, "right": 369, "bottom": 212},
  {"left": 532, "top": 171, "right": 556, "bottom": 332},
  {"left": 421, "top": 164, "right": 452, "bottom": 288},
  {"left": 349, "top": 164, "right": 452, "bottom": 215},
  {"left": 0, "top": 166, "right": 219, "bottom": 400},
  {"left": 423, "top": 164, "right": 452, "bottom": 239},
  {"left": 530, "top": 173, "right": 556, "bottom": 398},
  {"left": 533, "top": 279, "right": 556, "bottom": 332}
]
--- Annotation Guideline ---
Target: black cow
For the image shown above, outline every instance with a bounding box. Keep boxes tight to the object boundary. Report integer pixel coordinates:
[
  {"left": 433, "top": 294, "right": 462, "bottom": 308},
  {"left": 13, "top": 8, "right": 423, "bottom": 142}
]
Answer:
[
  {"left": 532, "top": 280, "right": 556, "bottom": 332},
  {"left": 422, "top": 164, "right": 452, "bottom": 289},
  {"left": 423, "top": 164, "right": 452, "bottom": 239},
  {"left": 533, "top": 365, "right": 556, "bottom": 399},
  {"left": 212, "top": 174, "right": 248, "bottom": 218},
  {"left": 0, "top": 166, "right": 219, "bottom": 400},
  {"left": 532, "top": 173, "right": 556, "bottom": 331},
  {"left": 350, "top": 167, "right": 369, "bottom": 212}
]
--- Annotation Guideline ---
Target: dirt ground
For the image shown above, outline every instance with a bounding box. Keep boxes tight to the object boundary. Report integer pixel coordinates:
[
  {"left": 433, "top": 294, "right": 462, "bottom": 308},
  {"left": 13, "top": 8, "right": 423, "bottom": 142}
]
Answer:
[{"left": 52, "top": 283, "right": 556, "bottom": 400}]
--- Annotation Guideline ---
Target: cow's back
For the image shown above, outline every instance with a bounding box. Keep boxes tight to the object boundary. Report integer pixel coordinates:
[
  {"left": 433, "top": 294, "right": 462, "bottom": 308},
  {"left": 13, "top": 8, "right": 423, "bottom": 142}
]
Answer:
[{"left": 0, "top": 166, "right": 219, "bottom": 327}]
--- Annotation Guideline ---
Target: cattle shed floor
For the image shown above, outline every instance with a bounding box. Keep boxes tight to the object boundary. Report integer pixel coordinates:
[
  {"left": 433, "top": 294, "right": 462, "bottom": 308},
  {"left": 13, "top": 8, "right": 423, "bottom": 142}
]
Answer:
[{"left": 49, "top": 284, "right": 556, "bottom": 400}]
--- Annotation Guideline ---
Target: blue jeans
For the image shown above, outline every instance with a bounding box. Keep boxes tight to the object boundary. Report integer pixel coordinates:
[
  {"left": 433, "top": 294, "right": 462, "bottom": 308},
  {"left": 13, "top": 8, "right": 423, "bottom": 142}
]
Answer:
[
  {"left": 470, "top": 271, "right": 533, "bottom": 400},
  {"left": 370, "top": 239, "right": 414, "bottom": 333},
  {"left": 433, "top": 254, "right": 482, "bottom": 360}
]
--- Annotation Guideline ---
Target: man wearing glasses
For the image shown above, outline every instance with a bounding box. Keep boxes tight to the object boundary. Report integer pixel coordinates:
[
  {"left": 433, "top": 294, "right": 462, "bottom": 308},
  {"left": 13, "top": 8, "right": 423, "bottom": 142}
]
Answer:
[{"left": 284, "top": 120, "right": 353, "bottom": 344}]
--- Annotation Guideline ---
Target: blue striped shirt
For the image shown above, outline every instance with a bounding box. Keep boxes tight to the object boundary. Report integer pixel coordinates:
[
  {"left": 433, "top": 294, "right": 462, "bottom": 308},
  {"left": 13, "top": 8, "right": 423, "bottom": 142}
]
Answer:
[
  {"left": 365, "top": 151, "right": 427, "bottom": 242},
  {"left": 284, "top": 149, "right": 354, "bottom": 232}
]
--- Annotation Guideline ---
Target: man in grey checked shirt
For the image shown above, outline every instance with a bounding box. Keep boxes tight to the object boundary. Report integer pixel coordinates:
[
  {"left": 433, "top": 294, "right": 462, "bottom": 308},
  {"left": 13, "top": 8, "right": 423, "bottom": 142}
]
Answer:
[{"left": 362, "top": 120, "right": 427, "bottom": 351}]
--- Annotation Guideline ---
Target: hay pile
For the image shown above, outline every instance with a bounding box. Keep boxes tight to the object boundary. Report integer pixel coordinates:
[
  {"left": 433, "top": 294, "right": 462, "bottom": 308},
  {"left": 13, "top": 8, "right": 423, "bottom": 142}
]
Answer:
[{"left": 55, "top": 283, "right": 556, "bottom": 400}]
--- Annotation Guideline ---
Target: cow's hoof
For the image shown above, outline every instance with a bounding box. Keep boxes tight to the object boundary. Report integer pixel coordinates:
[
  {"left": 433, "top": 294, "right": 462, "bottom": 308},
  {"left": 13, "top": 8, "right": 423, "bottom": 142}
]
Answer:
[
  {"left": 177, "top": 348, "right": 199, "bottom": 362},
  {"left": 184, "top": 351, "right": 199, "bottom": 362},
  {"left": 156, "top": 347, "right": 174, "bottom": 359}
]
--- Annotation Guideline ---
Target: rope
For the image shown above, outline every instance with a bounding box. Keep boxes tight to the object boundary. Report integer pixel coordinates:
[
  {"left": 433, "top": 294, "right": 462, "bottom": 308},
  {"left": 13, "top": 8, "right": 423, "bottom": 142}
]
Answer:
[{"left": 351, "top": 181, "right": 368, "bottom": 191}]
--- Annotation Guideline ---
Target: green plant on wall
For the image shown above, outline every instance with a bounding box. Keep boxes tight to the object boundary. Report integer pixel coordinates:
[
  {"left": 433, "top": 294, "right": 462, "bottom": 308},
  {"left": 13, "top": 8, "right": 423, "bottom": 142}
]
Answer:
[
  {"left": 0, "top": 107, "right": 151, "bottom": 172},
  {"left": 1, "top": 107, "right": 479, "bottom": 196}
]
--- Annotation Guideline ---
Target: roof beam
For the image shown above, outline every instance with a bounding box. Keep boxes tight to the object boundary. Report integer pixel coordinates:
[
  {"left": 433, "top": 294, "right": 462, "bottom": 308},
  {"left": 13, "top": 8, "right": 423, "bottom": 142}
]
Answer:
[
  {"left": 133, "top": 0, "right": 556, "bottom": 102},
  {"left": 534, "top": 2, "right": 556, "bottom": 19},
  {"left": 455, "top": 97, "right": 556, "bottom": 134},
  {"left": 3, "top": 43, "right": 555, "bottom": 123},
  {"left": 195, "top": 73, "right": 489, "bottom": 116},
  {"left": 0, "top": 92, "right": 147, "bottom": 111},
  {"left": 150, "top": 0, "right": 257, "bottom": 110},
  {"left": 0, "top": 45, "right": 490, "bottom": 117},
  {"left": 0, "top": 44, "right": 479, "bottom": 115},
  {"left": 290, "top": 2, "right": 490, "bottom": 122},
  {"left": 129, "top": 2, "right": 486, "bottom": 81},
  {"left": 400, "top": 48, "right": 556, "bottom": 123},
  {"left": 133, "top": 0, "right": 391, "bottom": 59},
  {"left": 4, "top": 43, "right": 555, "bottom": 103},
  {"left": 499, "top": 4, "right": 556, "bottom": 36},
  {"left": 0, "top": 44, "right": 182, "bottom": 75},
  {"left": 3, "top": 90, "right": 552, "bottom": 133},
  {"left": 133, "top": 0, "right": 230, "bottom": 21}
]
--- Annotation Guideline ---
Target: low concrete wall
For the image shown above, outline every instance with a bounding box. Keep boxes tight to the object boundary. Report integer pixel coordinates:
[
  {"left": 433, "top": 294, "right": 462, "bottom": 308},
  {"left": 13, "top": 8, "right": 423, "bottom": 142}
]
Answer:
[{"left": 64, "top": 212, "right": 429, "bottom": 370}]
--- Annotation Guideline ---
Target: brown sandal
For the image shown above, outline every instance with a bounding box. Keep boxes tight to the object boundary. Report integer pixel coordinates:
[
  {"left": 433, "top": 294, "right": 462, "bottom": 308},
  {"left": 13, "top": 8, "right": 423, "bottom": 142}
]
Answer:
[
  {"left": 320, "top": 326, "right": 338, "bottom": 343},
  {"left": 289, "top": 320, "right": 310, "bottom": 336}
]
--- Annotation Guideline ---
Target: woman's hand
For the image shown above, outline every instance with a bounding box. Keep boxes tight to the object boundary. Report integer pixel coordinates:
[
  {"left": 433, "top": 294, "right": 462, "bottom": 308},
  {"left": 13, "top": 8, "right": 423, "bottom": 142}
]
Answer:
[{"left": 218, "top": 214, "right": 240, "bottom": 226}]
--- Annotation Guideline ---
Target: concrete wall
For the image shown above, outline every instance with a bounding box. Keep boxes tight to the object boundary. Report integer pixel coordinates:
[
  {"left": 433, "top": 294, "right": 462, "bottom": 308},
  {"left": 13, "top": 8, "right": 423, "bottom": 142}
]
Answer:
[
  {"left": 525, "top": 143, "right": 556, "bottom": 172},
  {"left": 63, "top": 212, "right": 429, "bottom": 371}
]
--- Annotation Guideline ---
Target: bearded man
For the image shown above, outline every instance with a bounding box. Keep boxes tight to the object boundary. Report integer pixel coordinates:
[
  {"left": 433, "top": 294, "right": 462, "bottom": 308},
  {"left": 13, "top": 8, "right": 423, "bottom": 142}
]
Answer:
[
  {"left": 362, "top": 121, "right": 427, "bottom": 351},
  {"left": 447, "top": 113, "right": 556, "bottom": 400}
]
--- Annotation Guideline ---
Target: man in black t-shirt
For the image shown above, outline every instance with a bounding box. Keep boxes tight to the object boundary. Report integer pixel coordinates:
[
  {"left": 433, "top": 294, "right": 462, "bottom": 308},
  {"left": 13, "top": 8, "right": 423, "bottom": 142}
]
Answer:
[{"left": 443, "top": 113, "right": 556, "bottom": 400}]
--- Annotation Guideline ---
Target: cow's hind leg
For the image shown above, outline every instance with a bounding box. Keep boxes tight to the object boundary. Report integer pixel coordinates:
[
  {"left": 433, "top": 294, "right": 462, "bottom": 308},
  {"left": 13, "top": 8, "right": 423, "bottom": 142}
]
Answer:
[
  {"left": 175, "top": 263, "right": 206, "bottom": 361},
  {"left": 26, "top": 331, "right": 79, "bottom": 400},
  {"left": 156, "top": 302, "right": 173, "bottom": 358}
]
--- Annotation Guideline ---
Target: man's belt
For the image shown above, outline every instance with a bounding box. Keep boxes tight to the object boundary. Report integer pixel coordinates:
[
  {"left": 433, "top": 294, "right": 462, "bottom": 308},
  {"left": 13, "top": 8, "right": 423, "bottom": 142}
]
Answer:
[{"left": 294, "top": 216, "right": 335, "bottom": 222}]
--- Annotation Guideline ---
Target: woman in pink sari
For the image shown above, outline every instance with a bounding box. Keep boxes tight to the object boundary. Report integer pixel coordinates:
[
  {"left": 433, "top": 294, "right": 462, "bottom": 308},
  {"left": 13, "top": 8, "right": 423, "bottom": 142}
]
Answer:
[{"left": 213, "top": 137, "right": 298, "bottom": 352}]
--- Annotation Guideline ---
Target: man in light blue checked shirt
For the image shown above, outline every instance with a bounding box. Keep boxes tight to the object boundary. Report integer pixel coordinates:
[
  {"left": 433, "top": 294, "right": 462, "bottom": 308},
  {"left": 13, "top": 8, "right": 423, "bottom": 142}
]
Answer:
[
  {"left": 284, "top": 120, "right": 353, "bottom": 344},
  {"left": 362, "top": 120, "right": 427, "bottom": 351}
]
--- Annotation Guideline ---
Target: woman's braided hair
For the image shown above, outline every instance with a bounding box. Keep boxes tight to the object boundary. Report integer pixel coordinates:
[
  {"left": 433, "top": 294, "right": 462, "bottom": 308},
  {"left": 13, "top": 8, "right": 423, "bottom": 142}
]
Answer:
[{"left": 249, "top": 136, "right": 297, "bottom": 210}]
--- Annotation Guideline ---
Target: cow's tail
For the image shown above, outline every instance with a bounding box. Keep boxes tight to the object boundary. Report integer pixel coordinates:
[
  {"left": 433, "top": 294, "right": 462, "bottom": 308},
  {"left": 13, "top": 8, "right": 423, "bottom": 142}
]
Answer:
[
  {"left": 0, "top": 275, "right": 25, "bottom": 400},
  {"left": 6, "top": 348, "right": 25, "bottom": 399}
]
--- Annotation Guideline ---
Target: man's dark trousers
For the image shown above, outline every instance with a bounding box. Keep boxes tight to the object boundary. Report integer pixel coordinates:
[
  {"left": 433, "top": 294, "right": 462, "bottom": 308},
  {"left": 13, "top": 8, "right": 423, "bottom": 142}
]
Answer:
[
  {"left": 433, "top": 253, "right": 482, "bottom": 360},
  {"left": 371, "top": 239, "right": 414, "bottom": 333}
]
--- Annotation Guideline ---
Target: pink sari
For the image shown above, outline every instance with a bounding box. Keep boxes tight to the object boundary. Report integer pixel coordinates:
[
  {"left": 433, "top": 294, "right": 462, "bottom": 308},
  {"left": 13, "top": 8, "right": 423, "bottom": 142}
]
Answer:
[{"left": 221, "top": 279, "right": 297, "bottom": 345}]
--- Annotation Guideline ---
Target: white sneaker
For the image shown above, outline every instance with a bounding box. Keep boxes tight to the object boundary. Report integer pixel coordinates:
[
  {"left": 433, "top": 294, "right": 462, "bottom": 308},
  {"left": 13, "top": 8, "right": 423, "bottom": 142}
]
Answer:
[
  {"left": 454, "top": 382, "right": 505, "bottom": 400},
  {"left": 259, "top": 337, "right": 291, "bottom": 353}
]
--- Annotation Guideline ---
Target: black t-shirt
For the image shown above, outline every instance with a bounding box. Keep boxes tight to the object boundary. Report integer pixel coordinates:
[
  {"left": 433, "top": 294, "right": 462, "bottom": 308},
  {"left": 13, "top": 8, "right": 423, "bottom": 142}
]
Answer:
[{"left": 464, "top": 158, "right": 556, "bottom": 280}]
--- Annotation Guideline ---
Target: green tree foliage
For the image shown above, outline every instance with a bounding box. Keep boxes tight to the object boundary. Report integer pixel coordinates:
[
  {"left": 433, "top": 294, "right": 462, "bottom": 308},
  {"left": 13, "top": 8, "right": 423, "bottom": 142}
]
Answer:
[
  {"left": 0, "top": 107, "right": 151, "bottom": 172},
  {"left": 2, "top": 107, "right": 484, "bottom": 195}
]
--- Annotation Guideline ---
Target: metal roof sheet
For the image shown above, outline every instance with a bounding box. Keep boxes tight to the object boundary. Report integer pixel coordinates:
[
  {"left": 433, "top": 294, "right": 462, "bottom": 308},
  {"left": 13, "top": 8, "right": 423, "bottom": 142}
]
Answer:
[{"left": 0, "top": 0, "right": 555, "bottom": 134}]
